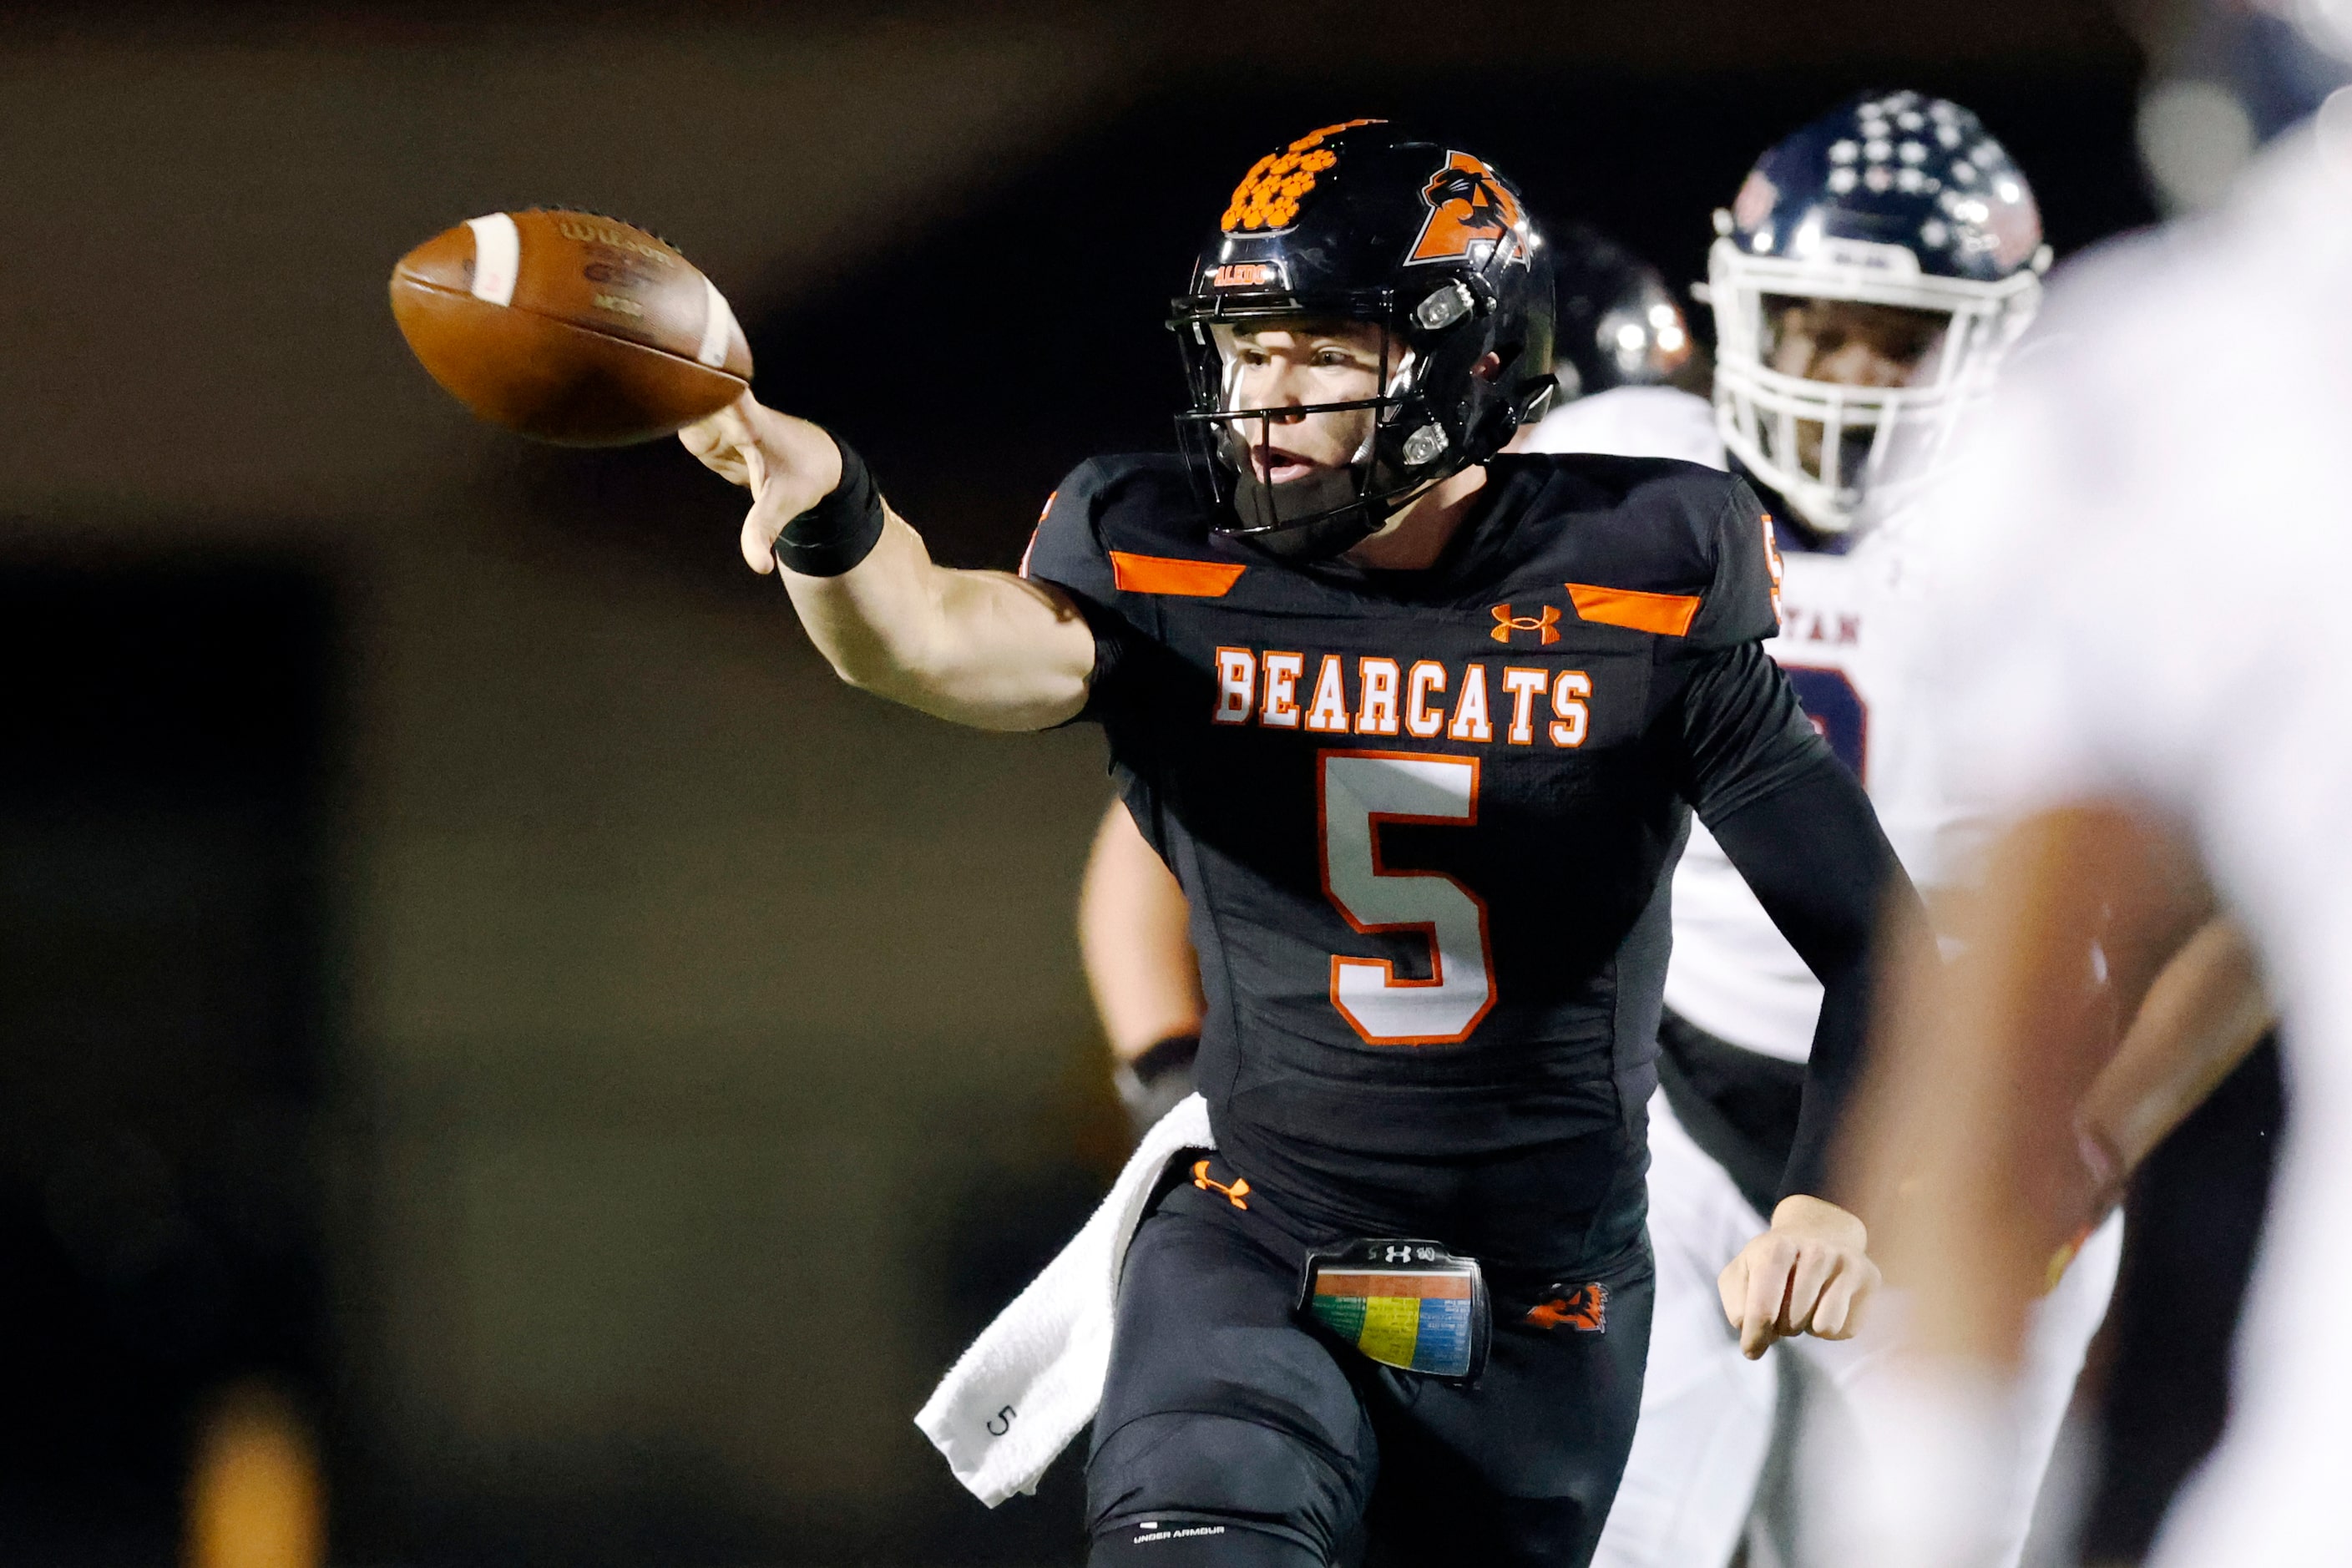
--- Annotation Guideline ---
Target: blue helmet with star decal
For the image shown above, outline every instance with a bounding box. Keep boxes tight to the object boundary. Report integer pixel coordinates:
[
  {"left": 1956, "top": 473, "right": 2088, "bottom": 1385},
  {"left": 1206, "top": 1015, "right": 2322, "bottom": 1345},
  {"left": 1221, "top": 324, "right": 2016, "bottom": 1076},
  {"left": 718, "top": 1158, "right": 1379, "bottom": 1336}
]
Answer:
[{"left": 1709, "top": 90, "right": 2051, "bottom": 534}]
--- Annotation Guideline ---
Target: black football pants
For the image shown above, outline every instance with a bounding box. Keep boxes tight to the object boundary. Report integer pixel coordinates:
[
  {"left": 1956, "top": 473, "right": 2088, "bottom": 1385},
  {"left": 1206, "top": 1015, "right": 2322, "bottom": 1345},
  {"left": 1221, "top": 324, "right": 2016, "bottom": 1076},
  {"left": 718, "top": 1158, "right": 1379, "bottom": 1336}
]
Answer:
[{"left": 1085, "top": 1172, "right": 1653, "bottom": 1567}]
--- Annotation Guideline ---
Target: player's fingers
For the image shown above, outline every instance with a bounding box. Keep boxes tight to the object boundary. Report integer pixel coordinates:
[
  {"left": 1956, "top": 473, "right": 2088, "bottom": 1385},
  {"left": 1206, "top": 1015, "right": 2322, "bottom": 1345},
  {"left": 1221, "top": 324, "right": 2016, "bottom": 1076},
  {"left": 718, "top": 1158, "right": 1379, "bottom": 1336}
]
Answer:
[
  {"left": 741, "top": 438, "right": 770, "bottom": 502},
  {"left": 1784, "top": 1242, "right": 1840, "bottom": 1334},
  {"left": 741, "top": 508, "right": 777, "bottom": 575},
  {"left": 1739, "top": 1239, "right": 1797, "bottom": 1358},
  {"left": 1805, "top": 1253, "right": 1860, "bottom": 1338},
  {"left": 680, "top": 404, "right": 753, "bottom": 477},
  {"left": 1808, "top": 1263, "right": 1858, "bottom": 1339},
  {"left": 1810, "top": 1252, "right": 1879, "bottom": 1341},
  {"left": 1717, "top": 1250, "right": 1751, "bottom": 1329},
  {"left": 1742, "top": 1236, "right": 1794, "bottom": 1326},
  {"left": 1737, "top": 1284, "right": 1784, "bottom": 1358}
]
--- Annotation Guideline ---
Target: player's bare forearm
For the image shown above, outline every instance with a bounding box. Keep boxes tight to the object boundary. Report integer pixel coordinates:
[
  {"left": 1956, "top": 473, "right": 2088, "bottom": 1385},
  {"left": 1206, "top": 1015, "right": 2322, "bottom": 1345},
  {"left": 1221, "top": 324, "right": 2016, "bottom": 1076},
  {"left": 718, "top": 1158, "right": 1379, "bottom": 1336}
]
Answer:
[
  {"left": 1080, "top": 802, "right": 1205, "bottom": 1063},
  {"left": 2081, "top": 916, "right": 2269, "bottom": 1184},
  {"left": 681, "top": 396, "right": 1095, "bottom": 730},
  {"left": 781, "top": 513, "right": 1093, "bottom": 729}
]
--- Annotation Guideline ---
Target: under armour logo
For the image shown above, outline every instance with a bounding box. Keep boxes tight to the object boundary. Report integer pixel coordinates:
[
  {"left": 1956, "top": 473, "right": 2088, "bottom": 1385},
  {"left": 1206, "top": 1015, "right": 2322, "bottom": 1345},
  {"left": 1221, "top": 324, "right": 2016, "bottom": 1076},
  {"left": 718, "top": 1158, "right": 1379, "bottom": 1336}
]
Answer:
[
  {"left": 1490, "top": 603, "right": 1560, "bottom": 645},
  {"left": 1384, "top": 1245, "right": 1412, "bottom": 1262},
  {"left": 1191, "top": 1160, "right": 1251, "bottom": 1211}
]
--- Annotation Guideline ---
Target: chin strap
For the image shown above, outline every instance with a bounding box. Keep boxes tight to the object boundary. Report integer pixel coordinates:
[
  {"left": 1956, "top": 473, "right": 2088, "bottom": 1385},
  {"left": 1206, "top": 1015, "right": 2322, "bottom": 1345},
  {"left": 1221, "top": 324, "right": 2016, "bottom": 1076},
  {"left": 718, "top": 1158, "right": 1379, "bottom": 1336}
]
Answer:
[
  {"left": 1229, "top": 460, "right": 1366, "bottom": 535},
  {"left": 1227, "top": 457, "right": 1465, "bottom": 563}
]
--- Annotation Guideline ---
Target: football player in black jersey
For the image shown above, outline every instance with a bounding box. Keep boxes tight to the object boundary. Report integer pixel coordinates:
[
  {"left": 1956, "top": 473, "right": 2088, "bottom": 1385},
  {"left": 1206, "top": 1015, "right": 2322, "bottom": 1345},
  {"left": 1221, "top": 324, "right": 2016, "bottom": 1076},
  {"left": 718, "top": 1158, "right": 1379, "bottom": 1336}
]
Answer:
[
  {"left": 682, "top": 121, "right": 1914, "bottom": 1568},
  {"left": 1085, "top": 220, "right": 1707, "bottom": 1143}
]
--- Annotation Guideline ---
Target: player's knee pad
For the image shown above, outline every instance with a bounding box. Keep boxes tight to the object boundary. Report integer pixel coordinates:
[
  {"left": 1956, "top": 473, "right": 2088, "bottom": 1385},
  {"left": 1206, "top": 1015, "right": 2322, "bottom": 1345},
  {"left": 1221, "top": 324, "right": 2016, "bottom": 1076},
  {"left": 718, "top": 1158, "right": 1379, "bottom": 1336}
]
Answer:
[{"left": 1088, "top": 1409, "right": 1368, "bottom": 1565}]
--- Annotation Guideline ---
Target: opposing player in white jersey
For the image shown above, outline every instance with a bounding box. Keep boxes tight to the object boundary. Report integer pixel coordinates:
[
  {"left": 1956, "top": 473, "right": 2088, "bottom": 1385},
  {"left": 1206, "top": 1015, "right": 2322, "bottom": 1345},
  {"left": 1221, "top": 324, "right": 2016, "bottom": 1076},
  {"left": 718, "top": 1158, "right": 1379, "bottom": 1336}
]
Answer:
[
  {"left": 1587, "top": 93, "right": 2127, "bottom": 1568},
  {"left": 1085, "top": 221, "right": 1711, "bottom": 1140}
]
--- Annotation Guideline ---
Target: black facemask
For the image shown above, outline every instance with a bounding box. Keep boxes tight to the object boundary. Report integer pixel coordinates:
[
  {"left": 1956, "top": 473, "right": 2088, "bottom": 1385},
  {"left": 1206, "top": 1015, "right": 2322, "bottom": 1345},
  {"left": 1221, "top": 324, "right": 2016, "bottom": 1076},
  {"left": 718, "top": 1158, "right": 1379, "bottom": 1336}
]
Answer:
[
  {"left": 1216, "top": 424, "right": 1392, "bottom": 561},
  {"left": 1231, "top": 478, "right": 1383, "bottom": 560}
]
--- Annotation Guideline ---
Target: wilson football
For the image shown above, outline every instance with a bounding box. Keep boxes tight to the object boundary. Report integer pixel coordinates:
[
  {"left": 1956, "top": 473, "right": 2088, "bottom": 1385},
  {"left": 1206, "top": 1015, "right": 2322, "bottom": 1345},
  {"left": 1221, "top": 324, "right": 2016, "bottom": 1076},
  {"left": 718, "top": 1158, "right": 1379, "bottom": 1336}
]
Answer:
[{"left": 389, "top": 210, "right": 752, "bottom": 445}]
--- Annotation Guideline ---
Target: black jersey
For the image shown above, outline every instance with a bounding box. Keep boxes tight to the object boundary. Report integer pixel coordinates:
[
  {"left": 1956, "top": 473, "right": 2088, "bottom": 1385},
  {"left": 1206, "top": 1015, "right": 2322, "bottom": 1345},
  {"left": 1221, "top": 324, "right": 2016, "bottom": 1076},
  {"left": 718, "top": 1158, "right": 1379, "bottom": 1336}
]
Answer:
[{"left": 1025, "top": 453, "right": 1881, "bottom": 1250}]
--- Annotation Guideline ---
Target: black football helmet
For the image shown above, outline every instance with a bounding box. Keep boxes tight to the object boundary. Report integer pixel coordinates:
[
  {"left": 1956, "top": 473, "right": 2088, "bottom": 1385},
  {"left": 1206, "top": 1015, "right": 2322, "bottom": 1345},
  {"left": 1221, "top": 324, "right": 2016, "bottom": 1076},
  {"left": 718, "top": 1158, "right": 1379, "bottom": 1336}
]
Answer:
[
  {"left": 1169, "top": 121, "right": 1557, "bottom": 561},
  {"left": 1550, "top": 224, "right": 1692, "bottom": 401}
]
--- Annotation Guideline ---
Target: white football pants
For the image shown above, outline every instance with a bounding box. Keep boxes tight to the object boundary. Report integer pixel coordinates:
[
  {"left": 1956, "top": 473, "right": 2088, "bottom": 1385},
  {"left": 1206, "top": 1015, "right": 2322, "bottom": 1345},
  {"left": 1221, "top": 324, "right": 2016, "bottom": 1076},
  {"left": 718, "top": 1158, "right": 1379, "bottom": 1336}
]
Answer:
[{"left": 1592, "top": 1090, "right": 2122, "bottom": 1568}]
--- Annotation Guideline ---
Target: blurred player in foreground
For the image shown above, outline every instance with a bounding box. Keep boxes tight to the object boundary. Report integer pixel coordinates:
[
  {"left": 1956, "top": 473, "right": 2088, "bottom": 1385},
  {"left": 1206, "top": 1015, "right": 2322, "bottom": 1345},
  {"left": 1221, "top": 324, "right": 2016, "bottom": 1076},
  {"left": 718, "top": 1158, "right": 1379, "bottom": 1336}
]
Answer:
[
  {"left": 1596, "top": 94, "right": 2124, "bottom": 1568},
  {"left": 689, "top": 120, "right": 1913, "bottom": 1565},
  {"left": 1837, "top": 36, "right": 2352, "bottom": 1567}
]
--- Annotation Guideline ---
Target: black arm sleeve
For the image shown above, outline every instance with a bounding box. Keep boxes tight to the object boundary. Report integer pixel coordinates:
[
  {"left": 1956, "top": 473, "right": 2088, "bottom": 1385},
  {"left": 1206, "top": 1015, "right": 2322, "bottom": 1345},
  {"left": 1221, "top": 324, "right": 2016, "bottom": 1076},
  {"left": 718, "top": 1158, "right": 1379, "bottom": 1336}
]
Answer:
[{"left": 1676, "top": 641, "right": 1921, "bottom": 1203}]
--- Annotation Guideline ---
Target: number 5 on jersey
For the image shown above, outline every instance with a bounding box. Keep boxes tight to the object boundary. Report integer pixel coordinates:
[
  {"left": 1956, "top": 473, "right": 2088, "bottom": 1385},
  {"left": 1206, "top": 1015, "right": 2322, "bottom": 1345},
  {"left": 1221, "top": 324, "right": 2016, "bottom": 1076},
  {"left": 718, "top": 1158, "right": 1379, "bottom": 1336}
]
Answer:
[{"left": 1318, "top": 751, "right": 1496, "bottom": 1045}]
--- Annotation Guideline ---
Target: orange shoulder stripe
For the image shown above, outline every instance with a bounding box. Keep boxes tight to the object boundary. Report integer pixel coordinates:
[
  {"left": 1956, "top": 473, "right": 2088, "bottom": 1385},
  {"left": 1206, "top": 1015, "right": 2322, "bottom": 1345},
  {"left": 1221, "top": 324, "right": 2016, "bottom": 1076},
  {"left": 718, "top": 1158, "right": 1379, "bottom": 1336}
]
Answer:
[
  {"left": 1110, "top": 551, "right": 1247, "bottom": 597},
  {"left": 1565, "top": 582, "right": 1702, "bottom": 637}
]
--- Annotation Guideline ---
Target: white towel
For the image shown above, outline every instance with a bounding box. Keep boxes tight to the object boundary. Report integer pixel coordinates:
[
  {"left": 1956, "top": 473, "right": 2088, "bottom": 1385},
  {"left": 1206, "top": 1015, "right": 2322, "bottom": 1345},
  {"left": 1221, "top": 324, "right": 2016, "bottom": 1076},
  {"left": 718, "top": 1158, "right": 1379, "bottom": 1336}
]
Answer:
[{"left": 915, "top": 1092, "right": 1214, "bottom": 1506}]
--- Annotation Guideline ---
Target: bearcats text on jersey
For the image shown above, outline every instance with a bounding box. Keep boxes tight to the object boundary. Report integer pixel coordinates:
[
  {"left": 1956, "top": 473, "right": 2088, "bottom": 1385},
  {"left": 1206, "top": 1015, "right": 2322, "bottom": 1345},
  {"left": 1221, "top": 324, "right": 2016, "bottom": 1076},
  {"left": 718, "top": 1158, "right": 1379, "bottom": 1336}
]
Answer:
[{"left": 1209, "top": 647, "right": 1591, "bottom": 748}]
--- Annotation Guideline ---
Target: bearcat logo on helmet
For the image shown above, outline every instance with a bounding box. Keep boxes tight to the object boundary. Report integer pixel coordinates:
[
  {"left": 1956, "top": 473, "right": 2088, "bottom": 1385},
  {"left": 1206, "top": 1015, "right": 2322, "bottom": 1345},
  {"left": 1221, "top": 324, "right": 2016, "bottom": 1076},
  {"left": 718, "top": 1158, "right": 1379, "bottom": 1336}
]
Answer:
[
  {"left": 1221, "top": 119, "right": 1384, "bottom": 234},
  {"left": 1409, "top": 151, "right": 1530, "bottom": 267}
]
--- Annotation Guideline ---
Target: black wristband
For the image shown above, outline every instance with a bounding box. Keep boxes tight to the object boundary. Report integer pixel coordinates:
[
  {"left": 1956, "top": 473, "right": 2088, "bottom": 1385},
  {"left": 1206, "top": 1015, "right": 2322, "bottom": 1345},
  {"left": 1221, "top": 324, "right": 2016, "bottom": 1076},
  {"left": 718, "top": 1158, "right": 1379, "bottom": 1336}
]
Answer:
[
  {"left": 1130, "top": 1031, "right": 1201, "bottom": 1088},
  {"left": 1113, "top": 1031, "right": 1201, "bottom": 1139},
  {"left": 772, "top": 432, "right": 887, "bottom": 578}
]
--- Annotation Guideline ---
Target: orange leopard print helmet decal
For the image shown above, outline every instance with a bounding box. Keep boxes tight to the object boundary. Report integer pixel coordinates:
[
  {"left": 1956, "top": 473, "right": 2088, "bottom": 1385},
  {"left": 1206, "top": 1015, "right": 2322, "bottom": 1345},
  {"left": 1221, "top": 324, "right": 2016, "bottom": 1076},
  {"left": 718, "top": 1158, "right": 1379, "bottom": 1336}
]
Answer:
[
  {"left": 1221, "top": 119, "right": 1385, "bottom": 234},
  {"left": 1408, "top": 150, "right": 1529, "bottom": 266}
]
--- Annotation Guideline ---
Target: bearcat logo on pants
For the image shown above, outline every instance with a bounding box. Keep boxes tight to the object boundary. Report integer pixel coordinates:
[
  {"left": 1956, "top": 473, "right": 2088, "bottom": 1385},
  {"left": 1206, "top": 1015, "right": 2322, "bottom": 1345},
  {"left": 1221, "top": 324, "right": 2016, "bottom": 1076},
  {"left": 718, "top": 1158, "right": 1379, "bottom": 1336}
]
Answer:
[
  {"left": 1221, "top": 119, "right": 1383, "bottom": 234},
  {"left": 1409, "top": 151, "right": 1529, "bottom": 266},
  {"left": 1523, "top": 1282, "right": 1608, "bottom": 1332}
]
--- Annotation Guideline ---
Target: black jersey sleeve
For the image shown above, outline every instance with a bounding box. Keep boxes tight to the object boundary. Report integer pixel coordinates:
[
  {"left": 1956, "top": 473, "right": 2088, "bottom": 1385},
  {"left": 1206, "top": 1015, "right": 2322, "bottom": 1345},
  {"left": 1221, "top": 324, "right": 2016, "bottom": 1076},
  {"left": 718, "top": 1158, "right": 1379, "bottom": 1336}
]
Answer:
[
  {"left": 1684, "top": 478, "right": 1783, "bottom": 650},
  {"left": 1019, "top": 460, "right": 1119, "bottom": 604},
  {"left": 1674, "top": 640, "right": 1918, "bottom": 1206},
  {"left": 1708, "top": 756, "right": 1915, "bottom": 1202},
  {"left": 1018, "top": 458, "right": 1141, "bottom": 724}
]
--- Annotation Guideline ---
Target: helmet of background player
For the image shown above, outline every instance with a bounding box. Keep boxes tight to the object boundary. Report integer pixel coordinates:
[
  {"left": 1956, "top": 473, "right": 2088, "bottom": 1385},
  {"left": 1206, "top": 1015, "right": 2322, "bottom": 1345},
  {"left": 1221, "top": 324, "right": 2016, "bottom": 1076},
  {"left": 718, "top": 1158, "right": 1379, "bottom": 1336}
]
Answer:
[
  {"left": 1550, "top": 224, "right": 1692, "bottom": 402},
  {"left": 1168, "top": 121, "right": 1558, "bottom": 562},
  {"left": 1708, "top": 90, "right": 2051, "bottom": 535}
]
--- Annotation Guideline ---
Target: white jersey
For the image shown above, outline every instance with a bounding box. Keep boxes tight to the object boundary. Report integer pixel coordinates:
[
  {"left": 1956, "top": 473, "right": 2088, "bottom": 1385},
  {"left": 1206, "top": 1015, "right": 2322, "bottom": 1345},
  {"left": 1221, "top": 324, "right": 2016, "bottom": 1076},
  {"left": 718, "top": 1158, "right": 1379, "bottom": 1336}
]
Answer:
[
  {"left": 1909, "top": 125, "right": 2352, "bottom": 1567},
  {"left": 1525, "top": 384, "right": 1979, "bottom": 1061},
  {"left": 1516, "top": 382, "right": 1727, "bottom": 469},
  {"left": 1662, "top": 524, "right": 1976, "bottom": 1060}
]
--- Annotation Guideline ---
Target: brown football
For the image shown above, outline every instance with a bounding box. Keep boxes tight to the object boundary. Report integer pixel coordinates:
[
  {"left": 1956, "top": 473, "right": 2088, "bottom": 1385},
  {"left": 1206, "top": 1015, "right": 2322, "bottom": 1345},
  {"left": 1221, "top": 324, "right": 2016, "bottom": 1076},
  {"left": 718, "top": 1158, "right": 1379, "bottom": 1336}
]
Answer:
[{"left": 389, "top": 210, "right": 752, "bottom": 445}]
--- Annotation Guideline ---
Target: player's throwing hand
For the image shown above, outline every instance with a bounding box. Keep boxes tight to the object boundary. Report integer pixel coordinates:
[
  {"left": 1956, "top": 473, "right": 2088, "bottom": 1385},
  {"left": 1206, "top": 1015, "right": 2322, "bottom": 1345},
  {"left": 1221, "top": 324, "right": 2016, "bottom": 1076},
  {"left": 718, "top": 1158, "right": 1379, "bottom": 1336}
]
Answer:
[
  {"left": 1717, "top": 1194, "right": 1879, "bottom": 1358},
  {"left": 679, "top": 394, "right": 846, "bottom": 574}
]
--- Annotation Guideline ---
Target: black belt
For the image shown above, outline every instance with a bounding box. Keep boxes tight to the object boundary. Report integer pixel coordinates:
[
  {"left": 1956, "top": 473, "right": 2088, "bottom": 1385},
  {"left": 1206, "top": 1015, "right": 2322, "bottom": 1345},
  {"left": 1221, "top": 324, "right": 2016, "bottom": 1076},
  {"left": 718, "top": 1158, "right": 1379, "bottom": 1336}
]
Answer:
[{"left": 1653, "top": 1008, "right": 1806, "bottom": 1218}]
